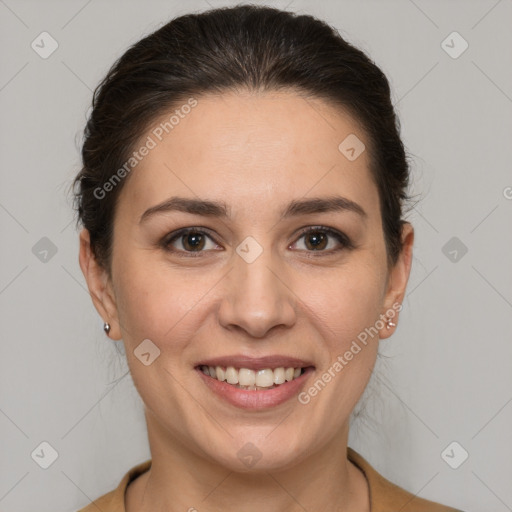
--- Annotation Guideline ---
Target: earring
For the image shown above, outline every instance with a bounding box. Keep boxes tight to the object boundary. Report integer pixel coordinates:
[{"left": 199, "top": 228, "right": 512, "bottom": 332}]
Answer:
[
  {"left": 386, "top": 318, "right": 396, "bottom": 329},
  {"left": 103, "top": 322, "right": 111, "bottom": 335}
]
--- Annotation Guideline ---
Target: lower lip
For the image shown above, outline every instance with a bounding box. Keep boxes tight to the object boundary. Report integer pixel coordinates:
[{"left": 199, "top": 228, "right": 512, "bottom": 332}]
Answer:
[{"left": 196, "top": 367, "right": 314, "bottom": 409}]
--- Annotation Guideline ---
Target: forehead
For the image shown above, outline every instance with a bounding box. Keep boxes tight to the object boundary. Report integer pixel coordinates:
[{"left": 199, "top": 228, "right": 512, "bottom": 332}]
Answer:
[{"left": 116, "top": 90, "right": 378, "bottom": 220}]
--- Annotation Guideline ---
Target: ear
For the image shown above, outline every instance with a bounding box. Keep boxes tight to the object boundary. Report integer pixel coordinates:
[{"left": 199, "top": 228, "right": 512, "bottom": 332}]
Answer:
[
  {"left": 78, "top": 228, "right": 122, "bottom": 340},
  {"left": 379, "top": 222, "right": 414, "bottom": 339}
]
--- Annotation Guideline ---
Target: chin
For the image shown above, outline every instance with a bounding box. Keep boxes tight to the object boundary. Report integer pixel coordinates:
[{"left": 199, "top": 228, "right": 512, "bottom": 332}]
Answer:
[{"left": 195, "top": 431, "right": 307, "bottom": 473}]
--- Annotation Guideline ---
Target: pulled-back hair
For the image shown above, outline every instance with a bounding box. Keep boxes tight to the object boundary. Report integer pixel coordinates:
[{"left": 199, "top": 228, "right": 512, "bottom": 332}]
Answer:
[{"left": 73, "top": 4, "right": 412, "bottom": 272}]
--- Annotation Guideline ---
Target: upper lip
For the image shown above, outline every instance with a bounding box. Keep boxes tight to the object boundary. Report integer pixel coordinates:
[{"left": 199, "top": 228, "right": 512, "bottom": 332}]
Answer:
[{"left": 195, "top": 355, "right": 314, "bottom": 371}]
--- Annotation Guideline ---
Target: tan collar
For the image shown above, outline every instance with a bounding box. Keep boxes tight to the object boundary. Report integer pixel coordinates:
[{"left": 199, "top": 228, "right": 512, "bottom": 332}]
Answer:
[{"left": 347, "top": 447, "right": 462, "bottom": 511}]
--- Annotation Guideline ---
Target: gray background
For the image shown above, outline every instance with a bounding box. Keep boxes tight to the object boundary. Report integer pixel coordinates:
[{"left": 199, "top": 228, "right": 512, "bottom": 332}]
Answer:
[{"left": 0, "top": 0, "right": 511, "bottom": 510}]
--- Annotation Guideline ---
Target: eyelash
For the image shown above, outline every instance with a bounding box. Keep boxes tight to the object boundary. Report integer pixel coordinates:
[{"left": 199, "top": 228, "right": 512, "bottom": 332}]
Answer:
[{"left": 161, "top": 226, "right": 354, "bottom": 258}]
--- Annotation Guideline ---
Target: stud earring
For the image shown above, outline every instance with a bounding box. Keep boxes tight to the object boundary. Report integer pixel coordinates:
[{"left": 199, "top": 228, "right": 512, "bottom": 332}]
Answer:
[
  {"left": 103, "top": 322, "right": 111, "bottom": 335},
  {"left": 386, "top": 318, "right": 396, "bottom": 329}
]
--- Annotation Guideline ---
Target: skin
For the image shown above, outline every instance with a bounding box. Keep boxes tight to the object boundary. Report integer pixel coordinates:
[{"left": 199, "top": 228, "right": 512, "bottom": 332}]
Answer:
[{"left": 79, "top": 89, "right": 414, "bottom": 512}]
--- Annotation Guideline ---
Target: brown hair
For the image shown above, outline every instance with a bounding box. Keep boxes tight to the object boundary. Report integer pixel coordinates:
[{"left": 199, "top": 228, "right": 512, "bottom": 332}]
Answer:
[{"left": 72, "top": 4, "right": 413, "bottom": 272}]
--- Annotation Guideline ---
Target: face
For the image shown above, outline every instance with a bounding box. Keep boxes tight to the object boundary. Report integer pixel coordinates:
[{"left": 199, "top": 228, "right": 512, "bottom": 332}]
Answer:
[{"left": 80, "top": 90, "right": 413, "bottom": 472}]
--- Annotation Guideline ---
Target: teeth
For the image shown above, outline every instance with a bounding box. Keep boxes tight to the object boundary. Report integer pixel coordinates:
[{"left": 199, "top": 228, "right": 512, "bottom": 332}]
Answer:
[
  {"left": 255, "top": 369, "right": 274, "bottom": 387},
  {"left": 274, "top": 367, "right": 285, "bottom": 384},
  {"left": 200, "top": 365, "right": 304, "bottom": 388},
  {"left": 225, "top": 366, "right": 239, "bottom": 385},
  {"left": 238, "top": 368, "right": 256, "bottom": 386},
  {"left": 216, "top": 366, "right": 226, "bottom": 382}
]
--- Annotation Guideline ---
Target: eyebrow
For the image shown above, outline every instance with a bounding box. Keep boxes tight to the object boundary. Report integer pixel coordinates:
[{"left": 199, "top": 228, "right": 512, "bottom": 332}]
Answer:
[{"left": 139, "top": 195, "right": 367, "bottom": 223}]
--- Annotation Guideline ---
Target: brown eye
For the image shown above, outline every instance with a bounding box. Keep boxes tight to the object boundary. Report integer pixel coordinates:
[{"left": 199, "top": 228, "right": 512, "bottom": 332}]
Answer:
[
  {"left": 181, "top": 231, "right": 206, "bottom": 251},
  {"left": 163, "top": 228, "right": 219, "bottom": 255},
  {"left": 291, "top": 227, "right": 353, "bottom": 254},
  {"left": 304, "top": 231, "right": 328, "bottom": 250}
]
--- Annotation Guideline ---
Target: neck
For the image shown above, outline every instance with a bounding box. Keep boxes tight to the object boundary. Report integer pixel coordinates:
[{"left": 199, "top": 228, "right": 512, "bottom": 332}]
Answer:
[{"left": 126, "top": 411, "right": 369, "bottom": 512}]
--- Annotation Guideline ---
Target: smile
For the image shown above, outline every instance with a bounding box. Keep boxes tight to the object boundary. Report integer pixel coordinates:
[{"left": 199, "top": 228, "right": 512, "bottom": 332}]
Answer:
[
  {"left": 199, "top": 365, "right": 305, "bottom": 390},
  {"left": 195, "top": 361, "right": 315, "bottom": 409}
]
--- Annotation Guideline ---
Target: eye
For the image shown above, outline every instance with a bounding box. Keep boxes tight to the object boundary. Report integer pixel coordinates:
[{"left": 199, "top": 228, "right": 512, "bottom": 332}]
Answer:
[
  {"left": 161, "top": 225, "right": 353, "bottom": 257},
  {"left": 162, "top": 228, "right": 220, "bottom": 256},
  {"left": 291, "top": 226, "right": 353, "bottom": 254}
]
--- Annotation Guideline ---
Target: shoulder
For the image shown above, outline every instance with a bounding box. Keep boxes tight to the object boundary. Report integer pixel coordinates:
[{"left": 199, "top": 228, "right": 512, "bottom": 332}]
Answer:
[
  {"left": 76, "top": 489, "right": 117, "bottom": 512},
  {"left": 76, "top": 452, "right": 466, "bottom": 512},
  {"left": 347, "top": 447, "right": 465, "bottom": 512},
  {"left": 76, "top": 459, "right": 152, "bottom": 512}
]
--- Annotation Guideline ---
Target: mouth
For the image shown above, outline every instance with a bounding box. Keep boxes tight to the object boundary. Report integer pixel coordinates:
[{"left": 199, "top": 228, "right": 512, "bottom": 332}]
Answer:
[
  {"left": 194, "top": 356, "right": 315, "bottom": 409},
  {"left": 197, "top": 364, "right": 309, "bottom": 390}
]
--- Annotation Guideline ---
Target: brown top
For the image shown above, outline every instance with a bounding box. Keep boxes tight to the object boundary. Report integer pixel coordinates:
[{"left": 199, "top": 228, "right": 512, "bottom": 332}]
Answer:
[{"left": 76, "top": 447, "right": 464, "bottom": 511}]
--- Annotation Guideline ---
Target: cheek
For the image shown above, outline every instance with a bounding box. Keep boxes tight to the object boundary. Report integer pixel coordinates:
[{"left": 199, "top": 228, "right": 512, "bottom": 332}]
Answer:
[
  {"left": 303, "top": 262, "right": 385, "bottom": 347},
  {"left": 113, "top": 253, "right": 205, "bottom": 350}
]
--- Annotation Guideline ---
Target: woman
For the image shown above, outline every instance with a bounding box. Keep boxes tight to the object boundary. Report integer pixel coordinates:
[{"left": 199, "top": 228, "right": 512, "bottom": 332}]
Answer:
[{"left": 74, "top": 4, "right": 464, "bottom": 511}]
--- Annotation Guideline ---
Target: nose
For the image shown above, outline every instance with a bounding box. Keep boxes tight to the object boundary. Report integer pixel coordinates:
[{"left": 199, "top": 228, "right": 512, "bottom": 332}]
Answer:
[{"left": 217, "top": 244, "right": 297, "bottom": 339}]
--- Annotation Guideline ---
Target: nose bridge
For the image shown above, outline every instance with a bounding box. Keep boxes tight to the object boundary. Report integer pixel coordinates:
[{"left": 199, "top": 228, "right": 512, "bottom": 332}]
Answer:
[{"left": 218, "top": 238, "right": 296, "bottom": 337}]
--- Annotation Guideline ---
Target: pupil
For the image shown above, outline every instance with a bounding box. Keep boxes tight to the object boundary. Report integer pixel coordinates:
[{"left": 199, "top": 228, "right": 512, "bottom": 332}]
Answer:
[
  {"left": 184, "top": 232, "right": 204, "bottom": 251},
  {"left": 307, "top": 232, "right": 327, "bottom": 250}
]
